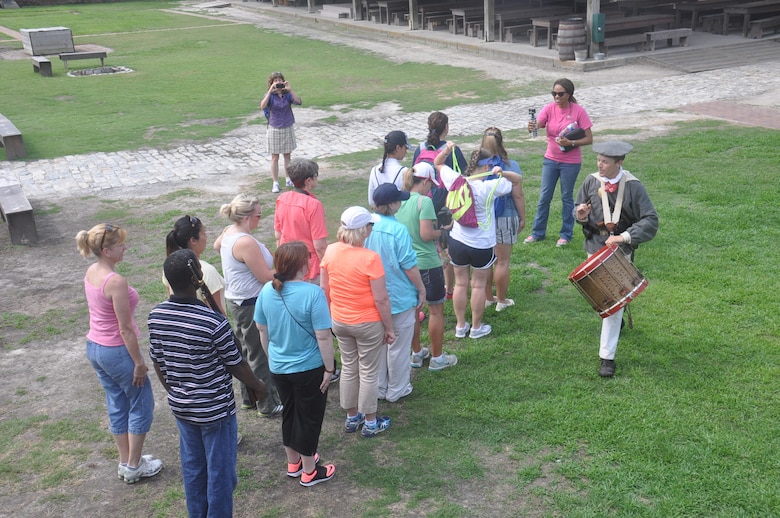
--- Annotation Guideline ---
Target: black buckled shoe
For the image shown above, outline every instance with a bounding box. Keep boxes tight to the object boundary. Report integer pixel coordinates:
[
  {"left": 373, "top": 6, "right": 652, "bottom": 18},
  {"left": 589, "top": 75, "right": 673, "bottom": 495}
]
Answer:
[{"left": 599, "top": 359, "right": 616, "bottom": 377}]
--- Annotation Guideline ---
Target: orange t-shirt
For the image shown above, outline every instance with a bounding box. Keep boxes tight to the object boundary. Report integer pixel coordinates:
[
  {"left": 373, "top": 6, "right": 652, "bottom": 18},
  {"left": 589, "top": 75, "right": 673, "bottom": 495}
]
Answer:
[{"left": 320, "top": 242, "right": 385, "bottom": 325}]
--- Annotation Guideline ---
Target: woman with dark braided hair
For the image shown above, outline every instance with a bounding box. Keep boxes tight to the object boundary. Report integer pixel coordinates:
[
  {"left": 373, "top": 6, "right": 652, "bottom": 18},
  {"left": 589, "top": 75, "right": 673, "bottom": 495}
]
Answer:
[
  {"left": 412, "top": 111, "right": 469, "bottom": 299},
  {"left": 163, "top": 215, "right": 226, "bottom": 315},
  {"left": 368, "top": 130, "right": 413, "bottom": 206},
  {"left": 254, "top": 241, "right": 337, "bottom": 486}
]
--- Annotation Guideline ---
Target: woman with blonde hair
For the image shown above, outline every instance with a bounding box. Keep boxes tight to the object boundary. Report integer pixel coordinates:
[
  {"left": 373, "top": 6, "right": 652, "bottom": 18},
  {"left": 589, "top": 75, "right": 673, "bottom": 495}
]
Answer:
[
  {"left": 433, "top": 144, "right": 524, "bottom": 340},
  {"left": 214, "top": 193, "right": 283, "bottom": 417},
  {"left": 76, "top": 223, "right": 162, "bottom": 484},
  {"left": 396, "top": 165, "right": 458, "bottom": 371},
  {"left": 320, "top": 206, "right": 395, "bottom": 438},
  {"left": 480, "top": 127, "right": 526, "bottom": 312}
]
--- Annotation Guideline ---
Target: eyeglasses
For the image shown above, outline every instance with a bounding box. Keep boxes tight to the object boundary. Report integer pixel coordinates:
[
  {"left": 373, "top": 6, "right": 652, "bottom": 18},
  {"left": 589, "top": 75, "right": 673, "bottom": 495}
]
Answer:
[
  {"left": 551, "top": 91, "right": 567, "bottom": 97},
  {"left": 99, "top": 223, "right": 113, "bottom": 250},
  {"left": 187, "top": 215, "right": 200, "bottom": 228}
]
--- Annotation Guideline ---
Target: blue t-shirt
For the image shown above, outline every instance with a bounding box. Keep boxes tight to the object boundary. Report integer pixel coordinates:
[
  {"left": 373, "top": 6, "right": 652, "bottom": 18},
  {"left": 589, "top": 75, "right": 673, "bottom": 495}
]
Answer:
[
  {"left": 254, "top": 281, "right": 332, "bottom": 375},
  {"left": 365, "top": 213, "right": 418, "bottom": 315},
  {"left": 492, "top": 159, "right": 522, "bottom": 217}
]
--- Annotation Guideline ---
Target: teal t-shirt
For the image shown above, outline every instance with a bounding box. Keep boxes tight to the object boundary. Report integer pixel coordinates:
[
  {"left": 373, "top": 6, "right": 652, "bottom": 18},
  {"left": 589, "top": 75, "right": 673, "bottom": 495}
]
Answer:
[
  {"left": 254, "top": 281, "right": 332, "bottom": 375},
  {"left": 396, "top": 193, "right": 442, "bottom": 271}
]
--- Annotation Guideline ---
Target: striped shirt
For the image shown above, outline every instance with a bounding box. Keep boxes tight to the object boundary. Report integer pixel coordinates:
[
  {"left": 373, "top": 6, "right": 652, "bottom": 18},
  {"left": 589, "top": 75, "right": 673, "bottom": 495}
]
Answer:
[{"left": 148, "top": 296, "right": 243, "bottom": 424}]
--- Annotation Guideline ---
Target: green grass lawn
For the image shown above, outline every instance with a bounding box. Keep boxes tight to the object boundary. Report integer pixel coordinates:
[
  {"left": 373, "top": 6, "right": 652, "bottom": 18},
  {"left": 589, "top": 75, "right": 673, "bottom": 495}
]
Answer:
[{"left": 1, "top": 2, "right": 779, "bottom": 516}]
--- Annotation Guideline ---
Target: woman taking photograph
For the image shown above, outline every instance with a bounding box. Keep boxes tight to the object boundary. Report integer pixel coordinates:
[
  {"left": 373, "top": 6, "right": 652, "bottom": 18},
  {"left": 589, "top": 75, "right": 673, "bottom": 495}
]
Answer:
[
  {"left": 215, "top": 194, "right": 283, "bottom": 417},
  {"left": 433, "top": 144, "right": 523, "bottom": 340},
  {"left": 255, "top": 241, "right": 336, "bottom": 486},
  {"left": 525, "top": 78, "right": 593, "bottom": 247},
  {"left": 260, "top": 71, "right": 302, "bottom": 193},
  {"left": 76, "top": 223, "right": 162, "bottom": 484},
  {"left": 321, "top": 206, "right": 395, "bottom": 438},
  {"left": 163, "top": 215, "right": 225, "bottom": 315}
]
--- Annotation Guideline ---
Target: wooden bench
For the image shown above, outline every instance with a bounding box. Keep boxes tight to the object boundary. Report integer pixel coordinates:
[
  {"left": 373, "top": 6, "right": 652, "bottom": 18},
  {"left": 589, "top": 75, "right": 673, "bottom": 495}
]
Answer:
[
  {"left": 645, "top": 28, "right": 692, "bottom": 50},
  {"left": 0, "top": 182, "right": 38, "bottom": 245},
  {"left": 59, "top": 51, "right": 107, "bottom": 70},
  {"left": 699, "top": 13, "right": 725, "bottom": 34},
  {"left": 748, "top": 14, "right": 780, "bottom": 38},
  {"left": 602, "top": 33, "right": 647, "bottom": 55},
  {"left": 0, "top": 114, "right": 26, "bottom": 161},
  {"left": 503, "top": 24, "right": 532, "bottom": 43},
  {"left": 31, "top": 56, "right": 53, "bottom": 77}
]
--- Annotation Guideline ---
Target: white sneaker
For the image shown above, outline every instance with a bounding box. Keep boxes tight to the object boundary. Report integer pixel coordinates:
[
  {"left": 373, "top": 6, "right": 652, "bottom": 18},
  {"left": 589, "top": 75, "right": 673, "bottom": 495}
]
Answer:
[
  {"left": 485, "top": 299, "right": 496, "bottom": 308},
  {"left": 455, "top": 322, "right": 471, "bottom": 339},
  {"left": 285, "top": 177, "right": 294, "bottom": 187},
  {"left": 118, "top": 454, "right": 156, "bottom": 480},
  {"left": 428, "top": 352, "right": 458, "bottom": 371},
  {"left": 271, "top": 181, "right": 280, "bottom": 193},
  {"left": 123, "top": 456, "right": 163, "bottom": 484},
  {"left": 469, "top": 324, "right": 492, "bottom": 339},
  {"left": 496, "top": 299, "right": 515, "bottom": 312},
  {"left": 411, "top": 347, "right": 430, "bottom": 368}
]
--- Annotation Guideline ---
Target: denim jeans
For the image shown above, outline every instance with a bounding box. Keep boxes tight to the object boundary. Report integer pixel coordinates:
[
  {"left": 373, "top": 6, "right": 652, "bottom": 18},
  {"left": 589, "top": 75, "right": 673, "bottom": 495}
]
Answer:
[
  {"left": 529, "top": 158, "right": 582, "bottom": 242},
  {"left": 176, "top": 414, "right": 238, "bottom": 518},
  {"left": 86, "top": 340, "right": 154, "bottom": 435}
]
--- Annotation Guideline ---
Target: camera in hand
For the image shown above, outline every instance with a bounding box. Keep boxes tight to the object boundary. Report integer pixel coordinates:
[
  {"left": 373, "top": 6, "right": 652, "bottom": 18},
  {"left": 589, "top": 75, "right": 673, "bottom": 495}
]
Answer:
[
  {"left": 275, "top": 83, "right": 285, "bottom": 89},
  {"left": 436, "top": 206, "right": 453, "bottom": 227}
]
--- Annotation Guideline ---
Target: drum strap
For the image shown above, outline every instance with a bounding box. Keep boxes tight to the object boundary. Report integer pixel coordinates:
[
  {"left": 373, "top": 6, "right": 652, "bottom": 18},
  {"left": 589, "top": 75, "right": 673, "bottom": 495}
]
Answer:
[{"left": 599, "top": 173, "right": 626, "bottom": 234}]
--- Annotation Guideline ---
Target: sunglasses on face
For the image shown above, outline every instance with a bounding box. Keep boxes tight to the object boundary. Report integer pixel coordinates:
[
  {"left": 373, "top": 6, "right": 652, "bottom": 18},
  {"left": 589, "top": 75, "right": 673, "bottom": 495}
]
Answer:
[
  {"left": 551, "top": 91, "right": 567, "bottom": 97},
  {"left": 100, "top": 223, "right": 113, "bottom": 250}
]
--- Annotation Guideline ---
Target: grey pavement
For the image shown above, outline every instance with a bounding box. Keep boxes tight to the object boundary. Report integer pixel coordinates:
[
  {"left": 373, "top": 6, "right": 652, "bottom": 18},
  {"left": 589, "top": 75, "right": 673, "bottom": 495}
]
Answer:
[{"left": 2, "top": 3, "right": 780, "bottom": 200}]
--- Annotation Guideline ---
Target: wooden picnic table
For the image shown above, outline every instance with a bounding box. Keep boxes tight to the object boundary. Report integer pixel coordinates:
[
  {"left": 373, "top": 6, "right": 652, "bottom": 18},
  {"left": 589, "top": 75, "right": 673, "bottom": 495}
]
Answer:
[
  {"left": 451, "top": 6, "right": 484, "bottom": 35},
  {"left": 673, "top": 0, "right": 733, "bottom": 29},
  {"left": 530, "top": 14, "right": 575, "bottom": 48},
  {"left": 417, "top": 0, "right": 476, "bottom": 30},
  {"left": 377, "top": 0, "right": 407, "bottom": 24},
  {"left": 495, "top": 6, "right": 573, "bottom": 42},
  {"left": 723, "top": 0, "right": 780, "bottom": 37}
]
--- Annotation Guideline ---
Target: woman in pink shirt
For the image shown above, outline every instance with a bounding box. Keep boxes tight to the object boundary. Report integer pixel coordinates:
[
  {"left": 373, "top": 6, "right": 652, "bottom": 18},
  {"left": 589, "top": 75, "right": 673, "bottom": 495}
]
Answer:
[
  {"left": 525, "top": 78, "right": 593, "bottom": 247},
  {"left": 76, "top": 223, "right": 162, "bottom": 484}
]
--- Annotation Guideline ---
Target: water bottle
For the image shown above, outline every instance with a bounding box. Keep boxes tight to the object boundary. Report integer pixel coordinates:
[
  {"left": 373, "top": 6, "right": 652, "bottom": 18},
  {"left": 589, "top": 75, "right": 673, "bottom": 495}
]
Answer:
[
  {"left": 559, "top": 121, "right": 577, "bottom": 151},
  {"left": 528, "top": 108, "right": 537, "bottom": 138}
]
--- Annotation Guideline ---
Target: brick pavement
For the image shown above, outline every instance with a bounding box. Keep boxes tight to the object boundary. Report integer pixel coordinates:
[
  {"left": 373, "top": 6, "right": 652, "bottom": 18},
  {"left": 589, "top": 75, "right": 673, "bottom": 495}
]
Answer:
[{"left": 1, "top": 6, "right": 779, "bottom": 200}]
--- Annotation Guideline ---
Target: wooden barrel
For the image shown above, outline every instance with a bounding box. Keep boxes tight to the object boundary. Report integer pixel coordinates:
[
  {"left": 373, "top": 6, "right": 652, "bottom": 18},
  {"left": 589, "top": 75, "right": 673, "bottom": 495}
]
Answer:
[{"left": 558, "top": 18, "right": 587, "bottom": 61}]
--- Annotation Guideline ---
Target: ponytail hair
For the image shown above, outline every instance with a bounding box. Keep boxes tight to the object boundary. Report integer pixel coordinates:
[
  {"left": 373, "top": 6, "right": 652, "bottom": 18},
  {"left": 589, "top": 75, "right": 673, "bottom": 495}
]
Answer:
[
  {"left": 272, "top": 241, "right": 309, "bottom": 293},
  {"left": 165, "top": 215, "right": 203, "bottom": 256},
  {"left": 426, "top": 111, "right": 448, "bottom": 148}
]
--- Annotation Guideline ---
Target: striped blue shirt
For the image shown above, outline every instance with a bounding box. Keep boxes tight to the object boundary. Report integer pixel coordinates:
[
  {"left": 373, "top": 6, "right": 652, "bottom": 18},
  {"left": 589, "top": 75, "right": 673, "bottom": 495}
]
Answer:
[{"left": 148, "top": 296, "right": 243, "bottom": 424}]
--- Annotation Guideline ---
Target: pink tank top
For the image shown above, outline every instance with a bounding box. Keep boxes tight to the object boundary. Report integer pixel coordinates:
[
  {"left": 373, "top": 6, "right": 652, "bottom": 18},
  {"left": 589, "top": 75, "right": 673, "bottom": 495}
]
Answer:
[{"left": 84, "top": 272, "right": 140, "bottom": 346}]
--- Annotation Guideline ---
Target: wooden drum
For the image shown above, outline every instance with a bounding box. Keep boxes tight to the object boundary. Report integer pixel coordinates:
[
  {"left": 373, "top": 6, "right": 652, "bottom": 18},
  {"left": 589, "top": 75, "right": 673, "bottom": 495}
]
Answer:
[{"left": 568, "top": 244, "right": 647, "bottom": 318}]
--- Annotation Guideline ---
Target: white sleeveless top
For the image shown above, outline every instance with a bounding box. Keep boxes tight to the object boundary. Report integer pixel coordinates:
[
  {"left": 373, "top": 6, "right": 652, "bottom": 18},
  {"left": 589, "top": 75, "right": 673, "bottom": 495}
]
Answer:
[{"left": 220, "top": 231, "right": 273, "bottom": 302}]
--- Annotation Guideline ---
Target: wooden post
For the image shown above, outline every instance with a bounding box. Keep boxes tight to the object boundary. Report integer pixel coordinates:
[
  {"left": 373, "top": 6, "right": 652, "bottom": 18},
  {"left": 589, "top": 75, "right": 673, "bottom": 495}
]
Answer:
[
  {"left": 408, "top": 0, "right": 419, "bottom": 30},
  {"left": 588, "top": 0, "right": 601, "bottom": 57},
  {"left": 484, "top": 0, "right": 495, "bottom": 42}
]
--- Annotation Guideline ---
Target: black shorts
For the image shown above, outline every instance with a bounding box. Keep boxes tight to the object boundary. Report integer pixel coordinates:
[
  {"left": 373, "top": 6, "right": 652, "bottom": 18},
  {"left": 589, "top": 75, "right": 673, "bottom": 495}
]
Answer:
[
  {"left": 447, "top": 237, "right": 496, "bottom": 270},
  {"left": 420, "top": 266, "right": 446, "bottom": 304}
]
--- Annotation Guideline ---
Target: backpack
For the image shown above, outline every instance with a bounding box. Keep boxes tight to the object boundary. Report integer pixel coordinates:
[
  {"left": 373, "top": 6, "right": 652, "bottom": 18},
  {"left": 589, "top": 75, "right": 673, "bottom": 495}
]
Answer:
[
  {"left": 414, "top": 142, "right": 459, "bottom": 214},
  {"left": 445, "top": 172, "right": 501, "bottom": 229}
]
